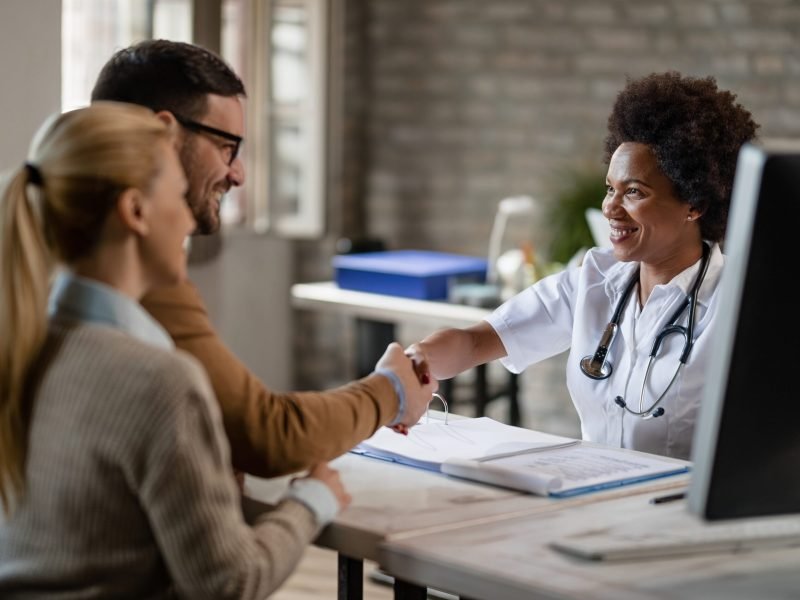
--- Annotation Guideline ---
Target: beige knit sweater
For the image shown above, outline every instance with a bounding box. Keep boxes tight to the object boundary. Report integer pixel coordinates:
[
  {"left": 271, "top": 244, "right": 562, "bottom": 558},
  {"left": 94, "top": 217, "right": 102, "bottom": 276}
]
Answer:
[{"left": 0, "top": 322, "right": 319, "bottom": 599}]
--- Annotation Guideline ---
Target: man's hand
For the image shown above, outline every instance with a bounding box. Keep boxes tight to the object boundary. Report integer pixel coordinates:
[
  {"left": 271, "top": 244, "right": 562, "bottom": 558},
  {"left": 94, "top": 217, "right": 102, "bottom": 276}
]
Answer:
[{"left": 375, "top": 342, "right": 438, "bottom": 432}]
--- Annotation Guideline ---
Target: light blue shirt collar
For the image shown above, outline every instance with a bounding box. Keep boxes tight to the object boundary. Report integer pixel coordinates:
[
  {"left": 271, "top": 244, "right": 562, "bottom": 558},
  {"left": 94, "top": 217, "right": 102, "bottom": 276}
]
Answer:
[{"left": 48, "top": 269, "right": 174, "bottom": 350}]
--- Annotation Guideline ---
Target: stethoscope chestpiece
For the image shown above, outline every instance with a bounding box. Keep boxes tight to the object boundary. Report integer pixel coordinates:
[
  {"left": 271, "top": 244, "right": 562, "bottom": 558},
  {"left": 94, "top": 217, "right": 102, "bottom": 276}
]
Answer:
[
  {"left": 579, "top": 322, "right": 618, "bottom": 380},
  {"left": 580, "top": 354, "right": 613, "bottom": 379}
]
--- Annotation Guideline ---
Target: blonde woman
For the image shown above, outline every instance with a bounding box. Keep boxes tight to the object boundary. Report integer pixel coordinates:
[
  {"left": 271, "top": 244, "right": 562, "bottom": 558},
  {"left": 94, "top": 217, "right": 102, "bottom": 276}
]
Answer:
[{"left": 0, "top": 102, "right": 353, "bottom": 598}]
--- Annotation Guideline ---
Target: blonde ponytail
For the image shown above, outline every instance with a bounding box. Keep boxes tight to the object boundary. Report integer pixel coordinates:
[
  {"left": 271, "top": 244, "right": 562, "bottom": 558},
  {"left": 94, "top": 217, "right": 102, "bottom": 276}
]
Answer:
[
  {"left": 0, "top": 101, "right": 172, "bottom": 515},
  {"left": 0, "top": 167, "right": 52, "bottom": 514}
]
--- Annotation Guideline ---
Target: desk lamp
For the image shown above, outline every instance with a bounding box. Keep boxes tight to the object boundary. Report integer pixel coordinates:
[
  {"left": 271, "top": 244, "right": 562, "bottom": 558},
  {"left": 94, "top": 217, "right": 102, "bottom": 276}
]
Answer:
[
  {"left": 449, "top": 195, "right": 536, "bottom": 307},
  {"left": 486, "top": 195, "right": 536, "bottom": 286}
]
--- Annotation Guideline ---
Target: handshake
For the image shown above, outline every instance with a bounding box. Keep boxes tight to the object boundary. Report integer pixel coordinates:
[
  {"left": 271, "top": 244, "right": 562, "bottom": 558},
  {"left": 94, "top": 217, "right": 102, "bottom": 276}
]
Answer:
[{"left": 374, "top": 342, "right": 439, "bottom": 435}]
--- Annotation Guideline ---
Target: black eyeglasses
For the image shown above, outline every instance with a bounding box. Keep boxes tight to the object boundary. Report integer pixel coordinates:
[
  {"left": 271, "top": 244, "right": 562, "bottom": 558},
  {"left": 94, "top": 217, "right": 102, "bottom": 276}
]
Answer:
[{"left": 174, "top": 114, "right": 243, "bottom": 166}]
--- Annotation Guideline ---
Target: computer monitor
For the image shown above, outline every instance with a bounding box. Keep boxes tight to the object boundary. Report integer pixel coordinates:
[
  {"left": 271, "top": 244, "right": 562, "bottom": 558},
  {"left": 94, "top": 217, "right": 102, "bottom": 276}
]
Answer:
[{"left": 688, "top": 139, "right": 800, "bottom": 520}]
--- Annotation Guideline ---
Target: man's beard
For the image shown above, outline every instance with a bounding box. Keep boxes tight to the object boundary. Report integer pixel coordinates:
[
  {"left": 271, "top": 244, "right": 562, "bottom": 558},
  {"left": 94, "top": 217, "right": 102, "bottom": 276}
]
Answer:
[
  {"left": 181, "top": 141, "right": 223, "bottom": 235},
  {"left": 186, "top": 184, "right": 222, "bottom": 235}
]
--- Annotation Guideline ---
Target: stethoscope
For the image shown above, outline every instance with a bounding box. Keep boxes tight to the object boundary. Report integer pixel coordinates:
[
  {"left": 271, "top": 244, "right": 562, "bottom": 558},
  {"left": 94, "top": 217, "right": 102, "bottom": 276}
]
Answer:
[{"left": 579, "top": 242, "right": 711, "bottom": 419}]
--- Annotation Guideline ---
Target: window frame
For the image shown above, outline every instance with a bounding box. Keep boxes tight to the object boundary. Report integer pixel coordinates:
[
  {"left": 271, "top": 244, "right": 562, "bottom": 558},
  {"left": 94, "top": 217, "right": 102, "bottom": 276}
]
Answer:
[{"left": 244, "top": 0, "right": 328, "bottom": 238}]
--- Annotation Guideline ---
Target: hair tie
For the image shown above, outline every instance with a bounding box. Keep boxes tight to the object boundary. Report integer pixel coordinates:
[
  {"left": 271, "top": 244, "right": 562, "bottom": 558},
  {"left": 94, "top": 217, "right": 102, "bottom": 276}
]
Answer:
[{"left": 25, "top": 162, "right": 43, "bottom": 186}]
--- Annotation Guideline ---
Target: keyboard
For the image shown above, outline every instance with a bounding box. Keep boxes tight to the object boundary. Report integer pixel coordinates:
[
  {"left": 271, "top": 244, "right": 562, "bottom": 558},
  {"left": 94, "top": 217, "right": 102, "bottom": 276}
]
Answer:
[{"left": 550, "top": 516, "right": 800, "bottom": 561}]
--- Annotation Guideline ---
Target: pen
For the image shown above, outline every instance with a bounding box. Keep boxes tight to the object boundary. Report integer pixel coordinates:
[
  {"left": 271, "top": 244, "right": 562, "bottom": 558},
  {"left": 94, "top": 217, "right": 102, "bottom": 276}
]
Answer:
[{"left": 650, "top": 491, "right": 686, "bottom": 505}]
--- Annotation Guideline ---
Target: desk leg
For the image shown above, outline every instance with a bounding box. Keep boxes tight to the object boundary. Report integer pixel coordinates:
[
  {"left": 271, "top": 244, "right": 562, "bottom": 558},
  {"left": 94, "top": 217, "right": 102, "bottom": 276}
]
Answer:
[
  {"left": 479, "top": 367, "right": 522, "bottom": 427},
  {"left": 508, "top": 372, "right": 521, "bottom": 426},
  {"left": 337, "top": 553, "right": 363, "bottom": 600},
  {"left": 393, "top": 578, "right": 427, "bottom": 600},
  {"left": 355, "top": 318, "right": 395, "bottom": 378},
  {"left": 475, "top": 364, "right": 488, "bottom": 417}
]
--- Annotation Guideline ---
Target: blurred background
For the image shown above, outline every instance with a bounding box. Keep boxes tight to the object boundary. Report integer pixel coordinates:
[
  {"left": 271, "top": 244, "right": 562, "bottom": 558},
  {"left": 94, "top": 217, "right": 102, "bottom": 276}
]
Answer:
[{"left": 3, "top": 0, "right": 800, "bottom": 439}]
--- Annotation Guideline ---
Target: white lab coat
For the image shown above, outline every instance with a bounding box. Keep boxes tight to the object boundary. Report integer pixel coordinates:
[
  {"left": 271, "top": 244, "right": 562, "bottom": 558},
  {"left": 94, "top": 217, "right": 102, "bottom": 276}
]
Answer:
[{"left": 486, "top": 244, "right": 725, "bottom": 460}]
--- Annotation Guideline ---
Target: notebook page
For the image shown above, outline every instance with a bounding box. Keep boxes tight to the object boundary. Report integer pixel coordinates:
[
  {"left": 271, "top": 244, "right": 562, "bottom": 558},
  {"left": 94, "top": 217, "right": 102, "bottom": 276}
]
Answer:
[{"left": 353, "top": 417, "right": 575, "bottom": 471}]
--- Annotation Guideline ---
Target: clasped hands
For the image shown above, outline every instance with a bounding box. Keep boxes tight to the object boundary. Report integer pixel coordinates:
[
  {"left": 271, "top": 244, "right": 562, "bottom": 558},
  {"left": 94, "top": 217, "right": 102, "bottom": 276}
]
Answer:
[{"left": 374, "top": 342, "right": 437, "bottom": 435}]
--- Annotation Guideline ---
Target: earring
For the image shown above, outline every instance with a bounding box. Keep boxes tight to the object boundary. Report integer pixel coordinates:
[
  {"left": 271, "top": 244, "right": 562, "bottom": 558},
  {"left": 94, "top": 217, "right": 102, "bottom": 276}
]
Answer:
[{"left": 687, "top": 215, "right": 694, "bottom": 221}]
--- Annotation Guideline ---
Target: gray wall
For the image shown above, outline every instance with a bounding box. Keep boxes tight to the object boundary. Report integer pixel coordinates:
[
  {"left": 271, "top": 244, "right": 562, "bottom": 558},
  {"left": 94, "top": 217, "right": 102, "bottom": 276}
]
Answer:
[
  {"left": 0, "top": 0, "right": 62, "bottom": 171},
  {"left": 189, "top": 234, "right": 293, "bottom": 391},
  {"left": 360, "top": 0, "right": 800, "bottom": 255},
  {"left": 295, "top": 0, "right": 800, "bottom": 435}
]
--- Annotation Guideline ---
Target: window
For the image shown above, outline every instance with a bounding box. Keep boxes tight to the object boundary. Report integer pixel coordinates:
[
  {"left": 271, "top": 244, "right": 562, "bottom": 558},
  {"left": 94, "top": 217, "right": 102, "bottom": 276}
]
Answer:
[
  {"left": 62, "top": 0, "right": 192, "bottom": 111},
  {"left": 232, "top": 0, "right": 329, "bottom": 237},
  {"left": 63, "top": 0, "right": 329, "bottom": 238}
]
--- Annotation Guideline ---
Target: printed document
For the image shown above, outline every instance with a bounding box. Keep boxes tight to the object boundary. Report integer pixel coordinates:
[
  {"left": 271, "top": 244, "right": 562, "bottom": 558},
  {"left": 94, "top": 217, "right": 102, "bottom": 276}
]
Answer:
[{"left": 352, "top": 417, "right": 689, "bottom": 497}]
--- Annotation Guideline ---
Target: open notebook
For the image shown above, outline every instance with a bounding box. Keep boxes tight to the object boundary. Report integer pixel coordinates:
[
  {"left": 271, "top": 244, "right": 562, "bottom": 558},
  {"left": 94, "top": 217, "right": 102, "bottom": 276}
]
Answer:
[{"left": 351, "top": 417, "right": 688, "bottom": 498}]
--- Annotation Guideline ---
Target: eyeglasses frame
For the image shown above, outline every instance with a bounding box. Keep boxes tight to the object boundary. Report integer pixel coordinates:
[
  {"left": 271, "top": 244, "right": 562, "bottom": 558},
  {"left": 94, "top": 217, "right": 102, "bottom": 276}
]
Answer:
[{"left": 174, "top": 114, "right": 243, "bottom": 166}]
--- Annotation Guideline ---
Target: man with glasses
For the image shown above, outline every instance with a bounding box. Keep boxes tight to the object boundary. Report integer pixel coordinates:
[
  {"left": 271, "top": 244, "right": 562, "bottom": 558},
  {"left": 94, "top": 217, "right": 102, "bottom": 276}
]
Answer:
[{"left": 91, "top": 40, "right": 437, "bottom": 479}]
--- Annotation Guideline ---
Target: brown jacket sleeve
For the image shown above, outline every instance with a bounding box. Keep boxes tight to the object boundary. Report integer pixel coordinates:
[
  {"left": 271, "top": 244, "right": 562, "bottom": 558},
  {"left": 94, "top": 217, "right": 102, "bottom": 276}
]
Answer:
[{"left": 141, "top": 280, "right": 399, "bottom": 477}]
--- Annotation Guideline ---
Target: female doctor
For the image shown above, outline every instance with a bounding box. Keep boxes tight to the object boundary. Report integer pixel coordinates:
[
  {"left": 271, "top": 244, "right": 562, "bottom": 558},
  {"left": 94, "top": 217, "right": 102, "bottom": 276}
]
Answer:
[{"left": 407, "top": 72, "right": 759, "bottom": 460}]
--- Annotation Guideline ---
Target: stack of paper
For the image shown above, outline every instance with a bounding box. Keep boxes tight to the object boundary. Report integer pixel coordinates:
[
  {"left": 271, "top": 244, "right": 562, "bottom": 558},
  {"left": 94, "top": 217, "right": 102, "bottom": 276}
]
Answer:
[{"left": 351, "top": 417, "right": 689, "bottom": 497}]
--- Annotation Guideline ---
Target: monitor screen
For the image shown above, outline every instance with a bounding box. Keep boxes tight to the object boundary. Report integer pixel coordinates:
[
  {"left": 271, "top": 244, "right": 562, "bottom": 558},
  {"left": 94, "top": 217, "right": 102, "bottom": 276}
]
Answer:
[{"left": 688, "top": 139, "right": 800, "bottom": 521}]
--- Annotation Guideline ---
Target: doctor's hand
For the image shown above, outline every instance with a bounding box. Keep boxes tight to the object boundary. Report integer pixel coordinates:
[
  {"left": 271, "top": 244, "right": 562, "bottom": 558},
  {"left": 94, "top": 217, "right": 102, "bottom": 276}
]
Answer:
[{"left": 374, "top": 342, "right": 438, "bottom": 433}]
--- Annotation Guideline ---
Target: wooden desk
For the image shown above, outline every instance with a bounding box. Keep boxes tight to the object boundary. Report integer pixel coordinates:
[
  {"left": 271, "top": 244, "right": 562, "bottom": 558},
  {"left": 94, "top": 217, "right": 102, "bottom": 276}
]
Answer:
[
  {"left": 379, "top": 493, "right": 800, "bottom": 600},
  {"left": 246, "top": 409, "right": 797, "bottom": 599},
  {"left": 291, "top": 282, "right": 522, "bottom": 424},
  {"left": 245, "top": 454, "right": 544, "bottom": 599},
  {"left": 244, "top": 415, "right": 689, "bottom": 599}
]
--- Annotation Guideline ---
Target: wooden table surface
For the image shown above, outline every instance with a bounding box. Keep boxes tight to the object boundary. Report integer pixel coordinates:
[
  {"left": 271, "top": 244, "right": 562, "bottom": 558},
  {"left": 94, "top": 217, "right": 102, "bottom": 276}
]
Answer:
[{"left": 379, "top": 491, "right": 800, "bottom": 600}]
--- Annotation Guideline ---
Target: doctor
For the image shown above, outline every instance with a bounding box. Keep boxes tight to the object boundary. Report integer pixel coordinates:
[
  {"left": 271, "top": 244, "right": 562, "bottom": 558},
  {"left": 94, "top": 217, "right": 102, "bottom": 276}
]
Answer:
[{"left": 407, "top": 71, "right": 759, "bottom": 459}]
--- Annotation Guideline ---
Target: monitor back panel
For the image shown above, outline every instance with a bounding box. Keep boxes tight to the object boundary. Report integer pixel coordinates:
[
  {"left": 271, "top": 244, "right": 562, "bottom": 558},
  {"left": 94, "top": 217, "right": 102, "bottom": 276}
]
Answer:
[{"left": 689, "top": 142, "right": 800, "bottom": 520}]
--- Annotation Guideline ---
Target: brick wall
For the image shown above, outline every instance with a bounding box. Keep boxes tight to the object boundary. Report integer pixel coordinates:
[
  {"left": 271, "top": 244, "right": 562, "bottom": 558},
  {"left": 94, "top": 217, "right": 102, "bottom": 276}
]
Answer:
[{"left": 294, "top": 0, "right": 800, "bottom": 435}]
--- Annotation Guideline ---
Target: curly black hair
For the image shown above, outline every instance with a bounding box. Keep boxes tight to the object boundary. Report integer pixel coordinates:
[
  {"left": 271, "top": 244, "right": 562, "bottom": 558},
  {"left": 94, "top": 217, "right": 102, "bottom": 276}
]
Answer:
[{"left": 604, "top": 71, "right": 759, "bottom": 243}]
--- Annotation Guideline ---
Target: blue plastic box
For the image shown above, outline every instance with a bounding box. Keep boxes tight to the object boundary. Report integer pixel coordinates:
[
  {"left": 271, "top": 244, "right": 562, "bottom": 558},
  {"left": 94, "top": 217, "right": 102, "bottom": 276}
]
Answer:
[{"left": 333, "top": 250, "right": 488, "bottom": 300}]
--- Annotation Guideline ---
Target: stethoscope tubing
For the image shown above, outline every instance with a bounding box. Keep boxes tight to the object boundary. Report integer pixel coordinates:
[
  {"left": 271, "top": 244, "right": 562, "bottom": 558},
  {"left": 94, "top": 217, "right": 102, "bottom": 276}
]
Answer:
[{"left": 581, "top": 242, "right": 711, "bottom": 417}]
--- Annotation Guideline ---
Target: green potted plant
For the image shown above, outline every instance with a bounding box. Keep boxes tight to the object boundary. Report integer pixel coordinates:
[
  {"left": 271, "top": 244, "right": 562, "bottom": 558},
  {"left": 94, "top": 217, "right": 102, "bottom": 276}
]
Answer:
[{"left": 547, "top": 166, "right": 608, "bottom": 266}]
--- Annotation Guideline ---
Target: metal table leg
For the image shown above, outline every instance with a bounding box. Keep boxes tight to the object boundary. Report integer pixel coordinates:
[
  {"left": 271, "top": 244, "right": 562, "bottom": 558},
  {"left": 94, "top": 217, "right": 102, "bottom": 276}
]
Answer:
[
  {"left": 394, "top": 577, "right": 428, "bottom": 600},
  {"left": 338, "top": 554, "right": 363, "bottom": 600},
  {"left": 508, "top": 372, "right": 520, "bottom": 426},
  {"left": 474, "top": 363, "right": 489, "bottom": 417},
  {"left": 355, "top": 318, "right": 395, "bottom": 378}
]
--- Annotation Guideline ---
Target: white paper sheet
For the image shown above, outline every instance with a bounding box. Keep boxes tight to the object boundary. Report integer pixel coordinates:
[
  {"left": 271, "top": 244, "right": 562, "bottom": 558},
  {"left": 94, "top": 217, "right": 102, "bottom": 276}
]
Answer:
[{"left": 353, "top": 417, "right": 576, "bottom": 471}]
